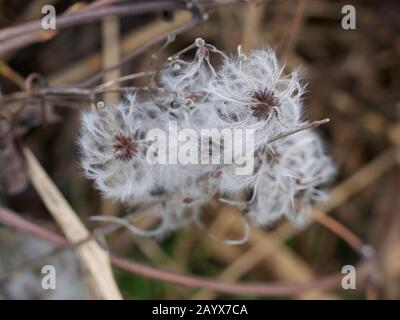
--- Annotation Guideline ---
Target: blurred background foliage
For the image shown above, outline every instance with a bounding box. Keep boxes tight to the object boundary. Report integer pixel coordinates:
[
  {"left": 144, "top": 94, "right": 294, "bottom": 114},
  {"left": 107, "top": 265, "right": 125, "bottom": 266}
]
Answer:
[{"left": 0, "top": 0, "right": 399, "bottom": 299}]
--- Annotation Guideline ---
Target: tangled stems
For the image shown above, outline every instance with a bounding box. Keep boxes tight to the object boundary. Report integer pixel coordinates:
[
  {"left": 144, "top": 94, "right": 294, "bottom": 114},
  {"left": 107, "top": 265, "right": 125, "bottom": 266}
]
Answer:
[
  {"left": 0, "top": 1, "right": 195, "bottom": 54},
  {"left": 0, "top": 206, "right": 374, "bottom": 298},
  {"left": 0, "top": 0, "right": 261, "bottom": 57}
]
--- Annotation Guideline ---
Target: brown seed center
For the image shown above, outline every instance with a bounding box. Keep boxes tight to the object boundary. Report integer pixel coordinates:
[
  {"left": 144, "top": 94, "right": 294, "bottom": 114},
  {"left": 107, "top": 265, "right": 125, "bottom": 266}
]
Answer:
[
  {"left": 251, "top": 89, "right": 280, "bottom": 120},
  {"left": 113, "top": 134, "right": 138, "bottom": 161}
]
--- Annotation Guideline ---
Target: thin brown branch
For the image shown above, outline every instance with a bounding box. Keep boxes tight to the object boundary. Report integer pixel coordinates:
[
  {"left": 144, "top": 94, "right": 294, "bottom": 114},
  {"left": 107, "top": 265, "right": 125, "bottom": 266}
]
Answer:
[
  {"left": 0, "top": 1, "right": 185, "bottom": 42},
  {"left": 312, "top": 210, "right": 364, "bottom": 254},
  {"left": 0, "top": 0, "right": 214, "bottom": 58}
]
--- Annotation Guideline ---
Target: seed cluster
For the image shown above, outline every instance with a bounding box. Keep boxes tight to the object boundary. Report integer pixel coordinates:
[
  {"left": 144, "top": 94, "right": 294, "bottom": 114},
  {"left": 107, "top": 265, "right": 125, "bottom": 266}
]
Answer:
[{"left": 79, "top": 39, "right": 335, "bottom": 239}]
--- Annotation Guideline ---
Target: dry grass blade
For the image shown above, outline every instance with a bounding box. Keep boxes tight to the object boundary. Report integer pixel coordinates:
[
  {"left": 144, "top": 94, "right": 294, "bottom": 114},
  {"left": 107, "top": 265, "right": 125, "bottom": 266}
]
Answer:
[{"left": 22, "top": 147, "right": 122, "bottom": 300}]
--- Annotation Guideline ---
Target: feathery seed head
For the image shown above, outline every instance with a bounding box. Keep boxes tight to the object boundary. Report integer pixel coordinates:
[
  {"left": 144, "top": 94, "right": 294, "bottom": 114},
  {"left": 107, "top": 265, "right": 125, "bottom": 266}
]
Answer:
[{"left": 79, "top": 41, "right": 335, "bottom": 240}]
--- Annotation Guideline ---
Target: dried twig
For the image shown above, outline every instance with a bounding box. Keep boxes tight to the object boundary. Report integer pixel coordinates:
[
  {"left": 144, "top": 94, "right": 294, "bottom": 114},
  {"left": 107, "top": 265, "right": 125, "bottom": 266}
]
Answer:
[{"left": 22, "top": 147, "right": 122, "bottom": 300}]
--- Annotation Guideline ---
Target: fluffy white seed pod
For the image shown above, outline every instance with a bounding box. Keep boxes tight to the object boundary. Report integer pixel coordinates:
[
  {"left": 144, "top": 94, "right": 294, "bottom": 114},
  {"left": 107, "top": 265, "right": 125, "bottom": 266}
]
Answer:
[
  {"left": 159, "top": 41, "right": 227, "bottom": 131},
  {"left": 216, "top": 155, "right": 259, "bottom": 194},
  {"left": 249, "top": 130, "right": 336, "bottom": 226},
  {"left": 160, "top": 39, "right": 225, "bottom": 104},
  {"left": 79, "top": 97, "right": 161, "bottom": 202},
  {"left": 79, "top": 41, "right": 335, "bottom": 240},
  {"left": 207, "top": 48, "right": 305, "bottom": 150},
  {"left": 126, "top": 188, "right": 208, "bottom": 239}
]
